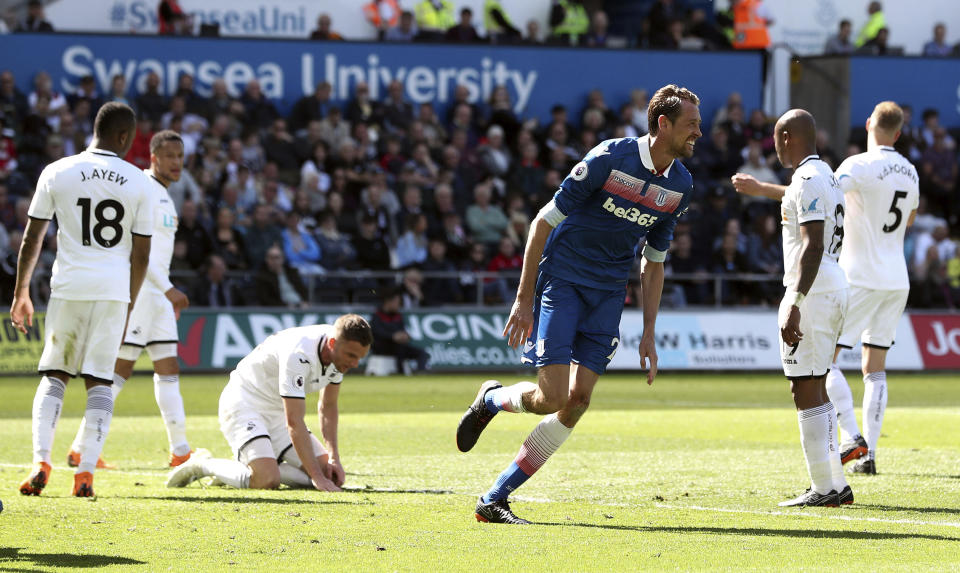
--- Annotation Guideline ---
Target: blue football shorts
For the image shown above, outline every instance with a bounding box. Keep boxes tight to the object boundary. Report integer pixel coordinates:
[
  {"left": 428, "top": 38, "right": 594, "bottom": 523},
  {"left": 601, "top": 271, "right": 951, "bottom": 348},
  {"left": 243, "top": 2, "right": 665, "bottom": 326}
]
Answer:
[{"left": 521, "top": 272, "right": 625, "bottom": 375}]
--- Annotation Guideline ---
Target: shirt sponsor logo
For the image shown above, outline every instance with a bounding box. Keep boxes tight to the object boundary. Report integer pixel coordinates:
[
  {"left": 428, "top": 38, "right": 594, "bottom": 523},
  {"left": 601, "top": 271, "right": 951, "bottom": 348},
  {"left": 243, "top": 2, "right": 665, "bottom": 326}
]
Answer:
[
  {"left": 602, "top": 170, "right": 682, "bottom": 213},
  {"left": 601, "top": 197, "right": 659, "bottom": 227}
]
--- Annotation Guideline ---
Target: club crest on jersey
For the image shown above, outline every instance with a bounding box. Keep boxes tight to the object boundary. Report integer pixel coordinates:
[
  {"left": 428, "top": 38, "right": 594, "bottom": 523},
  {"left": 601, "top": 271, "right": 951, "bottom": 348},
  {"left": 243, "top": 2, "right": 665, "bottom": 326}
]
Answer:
[
  {"left": 570, "top": 161, "right": 588, "bottom": 181},
  {"left": 655, "top": 189, "right": 667, "bottom": 207}
]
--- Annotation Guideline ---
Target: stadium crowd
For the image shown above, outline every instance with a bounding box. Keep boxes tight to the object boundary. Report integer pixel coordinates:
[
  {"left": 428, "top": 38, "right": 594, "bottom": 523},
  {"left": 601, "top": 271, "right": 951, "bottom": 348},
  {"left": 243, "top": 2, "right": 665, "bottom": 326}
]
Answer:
[{"left": 0, "top": 1, "right": 958, "bottom": 310}]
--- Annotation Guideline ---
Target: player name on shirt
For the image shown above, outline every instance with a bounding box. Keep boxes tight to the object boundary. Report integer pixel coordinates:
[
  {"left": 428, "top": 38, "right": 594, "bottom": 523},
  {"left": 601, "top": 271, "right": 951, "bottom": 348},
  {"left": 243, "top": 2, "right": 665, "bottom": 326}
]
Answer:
[
  {"left": 876, "top": 162, "right": 917, "bottom": 183},
  {"left": 80, "top": 168, "right": 128, "bottom": 185}
]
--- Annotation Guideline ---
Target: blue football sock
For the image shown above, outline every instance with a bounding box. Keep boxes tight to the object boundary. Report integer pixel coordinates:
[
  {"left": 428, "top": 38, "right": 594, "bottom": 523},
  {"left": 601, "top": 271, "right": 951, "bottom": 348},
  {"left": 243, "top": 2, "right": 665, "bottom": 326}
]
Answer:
[
  {"left": 483, "top": 388, "right": 505, "bottom": 414},
  {"left": 482, "top": 462, "right": 531, "bottom": 503}
]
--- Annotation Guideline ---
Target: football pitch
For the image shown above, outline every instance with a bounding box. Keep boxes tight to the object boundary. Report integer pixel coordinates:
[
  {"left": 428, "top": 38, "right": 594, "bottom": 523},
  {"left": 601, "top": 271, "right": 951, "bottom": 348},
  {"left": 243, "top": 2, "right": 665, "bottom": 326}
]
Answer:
[{"left": 0, "top": 372, "right": 958, "bottom": 571}]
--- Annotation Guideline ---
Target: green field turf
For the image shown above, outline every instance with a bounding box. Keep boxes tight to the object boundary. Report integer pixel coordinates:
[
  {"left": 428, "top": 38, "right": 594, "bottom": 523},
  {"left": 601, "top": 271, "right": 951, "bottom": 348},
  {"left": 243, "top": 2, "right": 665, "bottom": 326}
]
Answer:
[{"left": 0, "top": 372, "right": 958, "bottom": 572}]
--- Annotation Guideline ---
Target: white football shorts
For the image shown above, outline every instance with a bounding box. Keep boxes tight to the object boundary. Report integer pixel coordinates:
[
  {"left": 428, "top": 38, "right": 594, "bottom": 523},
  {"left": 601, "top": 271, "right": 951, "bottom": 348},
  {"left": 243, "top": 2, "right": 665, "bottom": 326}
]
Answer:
[
  {"left": 837, "top": 287, "right": 908, "bottom": 350},
  {"left": 118, "top": 290, "right": 178, "bottom": 362},
  {"left": 778, "top": 288, "right": 848, "bottom": 378},
  {"left": 218, "top": 380, "right": 326, "bottom": 464},
  {"left": 38, "top": 298, "right": 127, "bottom": 382}
]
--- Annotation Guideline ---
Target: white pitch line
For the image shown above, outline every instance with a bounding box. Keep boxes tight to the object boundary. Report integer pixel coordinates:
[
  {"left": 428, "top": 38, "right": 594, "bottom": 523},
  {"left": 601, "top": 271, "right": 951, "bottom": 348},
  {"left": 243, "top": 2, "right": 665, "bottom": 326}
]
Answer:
[
  {"left": 655, "top": 503, "right": 960, "bottom": 529},
  {"left": 0, "top": 462, "right": 164, "bottom": 478}
]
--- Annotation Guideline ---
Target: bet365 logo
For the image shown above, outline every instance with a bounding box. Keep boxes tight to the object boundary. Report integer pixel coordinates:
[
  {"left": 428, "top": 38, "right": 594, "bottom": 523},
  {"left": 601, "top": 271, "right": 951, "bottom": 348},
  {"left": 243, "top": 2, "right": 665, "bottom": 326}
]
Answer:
[{"left": 601, "top": 197, "right": 659, "bottom": 227}]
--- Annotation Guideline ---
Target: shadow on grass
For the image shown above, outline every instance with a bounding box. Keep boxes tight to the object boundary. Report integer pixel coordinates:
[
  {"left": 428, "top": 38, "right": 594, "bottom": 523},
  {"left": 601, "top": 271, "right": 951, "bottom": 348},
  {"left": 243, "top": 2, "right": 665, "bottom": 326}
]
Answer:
[
  {"left": 343, "top": 486, "right": 455, "bottom": 495},
  {"left": 882, "top": 472, "right": 960, "bottom": 480},
  {"left": 535, "top": 522, "right": 960, "bottom": 541},
  {"left": 117, "top": 494, "right": 366, "bottom": 505},
  {"left": 854, "top": 503, "right": 960, "bottom": 515},
  {"left": 0, "top": 547, "right": 145, "bottom": 568}
]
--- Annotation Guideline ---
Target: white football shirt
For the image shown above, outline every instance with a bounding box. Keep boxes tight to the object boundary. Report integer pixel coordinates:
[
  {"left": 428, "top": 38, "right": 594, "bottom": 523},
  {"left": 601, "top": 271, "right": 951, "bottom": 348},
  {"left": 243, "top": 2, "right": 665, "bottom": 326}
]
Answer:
[
  {"left": 781, "top": 155, "right": 848, "bottom": 294},
  {"left": 835, "top": 146, "right": 919, "bottom": 290},
  {"left": 142, "top": 169, "right": 178, "bottom": 296},
  {"left": 228, "top": 325, "right": 343, "bottom": 418},
  {"left": 28, "top": 148, "right": 153, "bottom": 302}
]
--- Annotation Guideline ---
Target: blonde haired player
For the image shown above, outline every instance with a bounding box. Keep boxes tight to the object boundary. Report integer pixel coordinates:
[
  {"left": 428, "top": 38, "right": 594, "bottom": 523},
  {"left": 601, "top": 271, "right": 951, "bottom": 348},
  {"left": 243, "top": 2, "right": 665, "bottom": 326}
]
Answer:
[
  {"left": 166, "top": 315, "right": 372, "bottom": 492},
  {"left": 732, "top": 109, "right": 851, "bottom": 507},
  {"left": 825, "top": 102, "right": 919, "bottom": 475},
  {"left": 12, "top": 102, "right": 153, "bottom": 497},
  {"left": 66, "top": 130, "right": 198, "bottom": 469}
]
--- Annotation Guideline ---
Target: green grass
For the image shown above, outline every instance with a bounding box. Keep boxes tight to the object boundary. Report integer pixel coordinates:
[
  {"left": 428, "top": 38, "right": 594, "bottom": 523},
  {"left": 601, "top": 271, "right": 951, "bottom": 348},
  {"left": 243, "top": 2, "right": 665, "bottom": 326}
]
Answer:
[{"left": 0, "top": 372, "right": 958, "bottom": 572}]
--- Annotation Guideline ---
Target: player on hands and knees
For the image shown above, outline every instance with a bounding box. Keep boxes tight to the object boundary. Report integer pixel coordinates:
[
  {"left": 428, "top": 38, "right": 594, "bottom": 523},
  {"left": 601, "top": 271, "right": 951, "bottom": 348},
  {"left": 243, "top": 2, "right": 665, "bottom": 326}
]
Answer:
[
  {"left": 12, "top": 102, "right": 153, "bottom": 497},
  {"left": 457, "top": 85, "right": 701, "bottom": 524},
  {"left": 824, "top": 102, "right": 918, "bottom": 475},
  {"left": 66, "top": 130, "right": 199, "bottom": 469},
  {"left": 166, "top": 315, "right": 371, "bottom": 492},
  {"left": 732, "top": 109, "right": 851, "bottom": 507}
]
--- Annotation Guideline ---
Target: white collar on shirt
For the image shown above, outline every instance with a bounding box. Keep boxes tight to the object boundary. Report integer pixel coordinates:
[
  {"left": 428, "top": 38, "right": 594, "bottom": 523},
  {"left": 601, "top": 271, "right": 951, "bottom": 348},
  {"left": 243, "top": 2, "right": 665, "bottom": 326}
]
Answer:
[
  {"left": 797, "top": 154, "right": 819, "bottom": 167},
  {"left": 637, "top": 134, "right": 673, "bottom": 178},
  {"left": 87, "top": 147, "right": 118, "bottom": 157}
]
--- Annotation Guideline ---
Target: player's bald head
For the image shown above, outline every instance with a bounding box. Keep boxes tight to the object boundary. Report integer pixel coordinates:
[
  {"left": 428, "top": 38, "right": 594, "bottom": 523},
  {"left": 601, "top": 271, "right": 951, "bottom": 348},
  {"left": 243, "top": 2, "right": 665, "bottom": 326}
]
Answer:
[{"left": 775, "top": 109, "right": 817, "bottom": 144}]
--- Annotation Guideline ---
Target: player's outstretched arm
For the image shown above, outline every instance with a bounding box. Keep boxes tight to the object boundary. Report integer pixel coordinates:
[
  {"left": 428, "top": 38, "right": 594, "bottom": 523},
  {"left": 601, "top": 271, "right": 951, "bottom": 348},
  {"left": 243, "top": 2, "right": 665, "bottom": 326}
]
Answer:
[
  {"left": 129, "top": 234, "right": 151, "bottom": 307},
  {"left": 731, "top": 173, "right": 786, "bottom": 201},
  {"left": 781, "top": 222, "right": 824, "bottom": 346},
  {"left": 638, "top": 257, "right": 663, "bottom": 385},
  {"left": 503, "top": 213, "right": 553, "bottom": 349},
  {"left": 319, "top": 383, "right": 344, "bottom": 487},
  {"left": 283, "top": 396, "right": 340, "bottom": 492},
  {"left": 9, "top": 217, "right": 49, "bottom": 334}
]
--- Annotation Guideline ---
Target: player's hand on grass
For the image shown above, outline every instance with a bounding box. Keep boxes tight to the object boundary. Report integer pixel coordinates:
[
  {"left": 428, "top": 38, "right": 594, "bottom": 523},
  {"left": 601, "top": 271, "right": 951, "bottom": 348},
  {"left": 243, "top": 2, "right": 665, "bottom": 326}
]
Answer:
[
  {"left": 780, "top": 306, "right": 803, "bottom": 346},
  {"left": 312, "top": 475, "right": 342, "bottom": 492},
  {"left": 327, "top": 459, "right": 345, "bottom": 487},
  {"left": 165, "top": 287, "right": 190, "bottom": 319},
  {"left": 638, "top": 332, "right": 658, "bottom": 385},
  {"left": 731, "top": 173, "right": 761, "bottom": 196},
  {"left": 503, "top": 297, "right": 534, "bottom": 350},
  {"left": 10, "top": 293, "right": 34, "bottom": 335}
]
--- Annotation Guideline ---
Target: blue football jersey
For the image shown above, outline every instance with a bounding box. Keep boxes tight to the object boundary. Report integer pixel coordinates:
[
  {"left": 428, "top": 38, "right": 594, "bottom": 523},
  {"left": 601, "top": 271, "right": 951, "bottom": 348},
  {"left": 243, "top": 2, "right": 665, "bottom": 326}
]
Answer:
[{"left": 539, "top": 136, "right": 694, "bottom": 290}]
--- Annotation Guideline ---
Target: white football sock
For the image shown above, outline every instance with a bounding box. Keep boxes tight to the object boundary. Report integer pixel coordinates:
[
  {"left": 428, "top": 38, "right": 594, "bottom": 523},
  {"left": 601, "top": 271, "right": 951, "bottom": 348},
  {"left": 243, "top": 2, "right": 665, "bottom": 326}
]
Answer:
[
  {"left": 497, "top": 381, "right": 538, "bottom": 413},
  {"left": 514, "top": 413, "right": 573, "bottom": 475},
  {"left": 199, "top": 458, "right": 251, "bottom": 489},
  {"left": 278, "top": 463, "right": 313, "bottom": 488},
  {"left": 825, "top": 364, "right": 860, "bottom": 441},
  {"left": 797, "top": 403, "right": 834, "bottom": 494},
  {"left": 32, "top": 376, "right": 66, "bottom": 464},
  {"left": 77, "top": 386, "right": 114, "bottom": 474},
  {"left": 862, "top": 372, "right": 887, "bottom": 461},
  {"left": 825, "top": 402, "right": 848, "bottom": 492},
  {"left": 154, "top": 373, "right": 190, "bottom": 456},
  {"left": 71, "top": 373, "right": 125, "bottom": 454}
]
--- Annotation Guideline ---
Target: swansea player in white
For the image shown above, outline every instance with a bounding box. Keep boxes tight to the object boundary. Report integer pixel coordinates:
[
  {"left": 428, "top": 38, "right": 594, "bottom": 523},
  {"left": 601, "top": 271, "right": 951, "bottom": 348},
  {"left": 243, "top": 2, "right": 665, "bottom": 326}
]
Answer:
[
  {"left": 66, "top": 130, "right": 197, "bottom": 469},
  {"left": 166, "top": 315, "right": 372, "bottom": 492},
  {"left": 825, "top": 102, "right": 919, "bottom": 475},
  {"left": 732, "top": 109, "right": 851, "bottom": 507},
  {"left": 12, "top": 102, "right": 153, "bottom": 497}
]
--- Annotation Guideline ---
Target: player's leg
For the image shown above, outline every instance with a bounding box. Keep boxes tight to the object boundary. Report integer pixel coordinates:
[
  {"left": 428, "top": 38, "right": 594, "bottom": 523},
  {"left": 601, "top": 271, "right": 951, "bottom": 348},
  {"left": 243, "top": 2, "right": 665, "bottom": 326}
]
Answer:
[
  {"left": 150, "top": 349, "right": 193, "bottom": 466},
  {"left": 68, "top": 354, "right": 132, "bottom": 469},
  {"left": 276, "top": 434, "right": 328, "bottom": 488},
  {"left": 827, "top": 286, "right": 870, "bottom": 462},
  {"left": 166, "top": 437, "right": 278, "bottom": 489}
]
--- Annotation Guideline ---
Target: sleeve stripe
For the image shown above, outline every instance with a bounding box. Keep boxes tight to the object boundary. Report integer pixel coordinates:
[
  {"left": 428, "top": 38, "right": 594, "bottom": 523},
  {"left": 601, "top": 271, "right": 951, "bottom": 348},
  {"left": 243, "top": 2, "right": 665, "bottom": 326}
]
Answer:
[
  {"left": 279, "top": 395, "right": 306, "bottom": 399},
  {"left": 538, "top": 200, "right": 567, "bottom": 227},
  {"left": 642, "top": 244, "right": 667, "bottom": 262},
  {"left": 28, "top": 215, "right": 52, "bottom": 221},
  {"left": 131, "top": 232, "right": 153, "bottom": 237}
]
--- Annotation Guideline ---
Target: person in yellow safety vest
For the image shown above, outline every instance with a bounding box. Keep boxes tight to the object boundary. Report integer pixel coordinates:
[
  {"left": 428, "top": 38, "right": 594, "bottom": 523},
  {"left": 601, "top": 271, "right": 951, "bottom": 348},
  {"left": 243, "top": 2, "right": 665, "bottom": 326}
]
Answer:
[
  {"left": 550, "top": 0, "right": 589, "bottom": 46},
  {"left": 856, "top": 1, "right": 886, "bottom": 47},
  {"left": 732, "top": 0, "right": 772, "bottom": 50},
  {"left": 415, "top": 0, "right": 456, "bottom": 35},
  {"left": 364, "top": 0, "right": 400, "bottom": 31},
  {"left": 484, "top": 0, "right": 521, "bottom": 43}
]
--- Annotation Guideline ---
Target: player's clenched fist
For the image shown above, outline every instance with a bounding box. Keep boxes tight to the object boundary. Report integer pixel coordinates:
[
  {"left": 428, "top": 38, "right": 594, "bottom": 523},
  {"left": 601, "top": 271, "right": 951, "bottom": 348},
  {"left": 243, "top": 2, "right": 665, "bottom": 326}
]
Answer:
[{"left": 502, "top": 297, "right": 534, "bottom": 350}]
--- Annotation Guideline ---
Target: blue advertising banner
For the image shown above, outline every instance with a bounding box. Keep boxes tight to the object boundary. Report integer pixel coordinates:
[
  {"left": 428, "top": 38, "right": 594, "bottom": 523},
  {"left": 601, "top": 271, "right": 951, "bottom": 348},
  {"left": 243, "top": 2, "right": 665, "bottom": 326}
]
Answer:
[
  {"left": 0, "top": 34, "right": 762, "bottom": 125},
  {"left": 849, "top": 57, "right": 960, "bottom": 127}
]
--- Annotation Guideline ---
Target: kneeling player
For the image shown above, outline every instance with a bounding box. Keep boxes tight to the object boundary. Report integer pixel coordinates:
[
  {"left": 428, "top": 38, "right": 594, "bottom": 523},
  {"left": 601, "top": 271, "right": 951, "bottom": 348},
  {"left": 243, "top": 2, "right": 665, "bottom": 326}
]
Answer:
[{"left": 166, "top": 315, "right": 372, "bottom": 491}]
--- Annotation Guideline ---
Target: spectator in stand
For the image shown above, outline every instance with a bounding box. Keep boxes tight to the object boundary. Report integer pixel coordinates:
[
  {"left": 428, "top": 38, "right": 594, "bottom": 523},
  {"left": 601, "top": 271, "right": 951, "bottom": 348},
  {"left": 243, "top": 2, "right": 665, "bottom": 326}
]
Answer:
[
  {"left": 695, "top": 127, "right": 742, "bottom": 182},
  {"left": 326, "top": 190, "right": 357, "bottom": 237},
  {"left": 206, "top": 79, "right": 237, "bottom": 122},
  {"left": 300, "top": 140, "right": 332, "bottom": 199},
  {"left": 395, "top": 213, "right": 429, "bottom": 268},
  {"left": 504, "top": 209, "right": 529, "bottom": 250},
  {"left": 0, "top": 182, "right": 15, "bottom": 228},
  {"left": 688, "top": 7, "right": 730, "bottom": 50},
  {"left": 125, "top": 116, "right": 153, "bottom": 170},
  {"left": 107, "top": 74, "right": 131, "bottom": 108},
  {"left": 289, "top": 81, "right": 333, "bottom": 135},
  {"left": 856, "top": 1, "right": 886, "bottom": 47},
  {"left": 712, "top": 232, "right": 751, "bottom": 305},
  {"left": 404, "top": 142, "right": 440, "bottom": 191},
  {"left": 509, "top": 141, "right": 544, "bottom": 202},
  {"left": 241, "top": 80, "right": 278, "bottom": 130},
  {"left": 581, "top": 10, "right": 610, "bottom": 48},
  {"left": 895, "top": 104, "right": 922, "bottom": 161},
  {"left": 17, "top": 0, "right": 53, "bottom": 32},
  {"left": 736, "top": 140, "right": 779, "bottom": 214},
  {"left": 319, "top": 107, "right": 351, "bottom": 152},
  {"left": 175, "top": 199, "right": 214, "bottom": 269},
  {"left": 315, "top": 210, "right": 356, "bottom": 271},
  {"left": 245, "top": 203, "right": 283, "bottom": 270},
  {"left": 549, "top": 0, "right": 589, "bottom": 46},
  {"left": 824, "top": 19, "right": 854, "bottom": 55},
  {"left": 487, "top": 85, "right": 520, "bottom": 142},
  {"left": 416, "top": 104, "right": 447, "bottom": 148},
  {"left": 746, "top": 213, "right": 783, "bottom": 304},
  {"left": 912, "top": 224, "right": 955, "bottom": 307},
  {"left": 364, "top": 0, "right": 400, "bottom": 35},
  {"left": 353, "top": 214, "right": 392, "bottom": 271},
  {"left": 379, "top": 136, "right": 407, "bottom": 178},
  {"left": 422, "top": 238, "right": 461, "bottom": 304},
  {"left": 466, "top": 181, "right": 508, "bottom": 248},
  {"left": 31, "top": 72, "right": 68, "bottom": 130},
  {"left": 395, "top": 184, "right": 426, "bottom": 232},
  {"left": 255, "top": 245, "right": 308, "bottom": 307},
  {"left": 370, "top": 289, "right": 430, "bottom": 372},
  {"left": 0, "top": 71, "right": 29, "bottom": 133},
  {"left": 212, "top": 207, "right": 249, "bottom": 271},
  {"left": 135, "top": 72, "right": 167, "bottom": 123},
  {"left": 920, "top": 108, "right": 955, "bottom": 150},
  {"left": 358, "top": 172, "right": 395, "bottom": 241},
  {"left": 478, "top": 124, "right": 511, "bottom": 183},
  {"left": 486, "top": 235, "right": 522, "bottom": 303},
  {"left": 523, "top": 19, "right": 542, "bottom": 45},
  {"left": 743, "top": 108, "right": 774, "bottom": 154},
  {"left": 281, "top": 210, "right": 323, "bottom": 275},
  {"left": 381, "top": 80, "right": 414, "bottom": 136},
  {"left": 310, "top": 13, "right": 344, "bottom": 40},
  {"left": 414, "top": 0, "right": 456, "bottom": 42},
  {"left": 459, "top": 242, "right": 488, "bottom": 303},
  {"left": 857, "top": 26, "right": 891, "bottom": 56},
  {"left": 815, "top": 129, "right": 840, "bottom": 168},
  {"left": 0, "top": 133, "right": 17, "bottom": 184},
  {"left": 446, "top": 7, "right": 482, "bottom": 43},
  {"left": 921, "top": 127, "right": 958, "bottom": 223},
  {"left": 192, "top": 254, "right": 239, "bottom": 308},
  {"left": 665, "top": 233, "right": 708, "bottom": 305},
  {"left": 344, "top": 82, "right": 381, "bottom": 127},
  {"left": 647, "top": 0, "right": 681, "bottom": 48},
  {"left": 264, "top": 118, "right": 300, "bottom": 184},
  {"left": 384, "top": 10, "right": 417, "bottom": 42}
]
